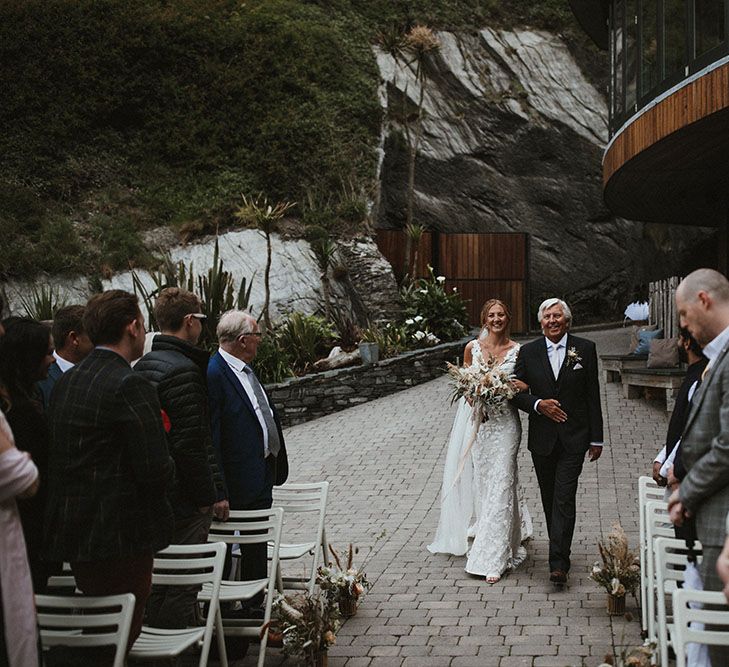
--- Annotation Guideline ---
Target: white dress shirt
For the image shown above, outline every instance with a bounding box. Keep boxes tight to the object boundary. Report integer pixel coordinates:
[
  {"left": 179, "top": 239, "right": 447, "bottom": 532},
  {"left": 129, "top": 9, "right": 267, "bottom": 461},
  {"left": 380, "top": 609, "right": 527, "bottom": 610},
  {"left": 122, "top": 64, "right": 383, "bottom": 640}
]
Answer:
[
  {"left": 53, "top": 350, "right": 74, "bottom": 373},
  {"left": 701, "top": 323, "right": 729, "bottom": 369},
  {"left": 654, "top": 380, "right": 700, "bottom": 474},
  {"left": 218, "top": 348, "right": 270, "bottom": 456}
]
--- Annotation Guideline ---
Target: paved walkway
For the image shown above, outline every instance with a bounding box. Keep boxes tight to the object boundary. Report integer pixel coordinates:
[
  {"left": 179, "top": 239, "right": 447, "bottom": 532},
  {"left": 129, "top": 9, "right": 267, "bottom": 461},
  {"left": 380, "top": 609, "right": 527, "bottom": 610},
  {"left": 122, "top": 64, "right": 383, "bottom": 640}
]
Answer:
[{"left": 238, "top": 327, "right": 670, "bottom": 666}]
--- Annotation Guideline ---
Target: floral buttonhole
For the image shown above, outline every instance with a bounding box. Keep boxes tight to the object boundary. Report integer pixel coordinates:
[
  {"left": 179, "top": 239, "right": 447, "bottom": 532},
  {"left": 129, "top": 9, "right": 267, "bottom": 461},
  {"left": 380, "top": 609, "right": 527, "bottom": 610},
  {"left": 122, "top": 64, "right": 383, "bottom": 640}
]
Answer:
[{"left": 566, "top": 347, "right": 582, "bottom": 369}]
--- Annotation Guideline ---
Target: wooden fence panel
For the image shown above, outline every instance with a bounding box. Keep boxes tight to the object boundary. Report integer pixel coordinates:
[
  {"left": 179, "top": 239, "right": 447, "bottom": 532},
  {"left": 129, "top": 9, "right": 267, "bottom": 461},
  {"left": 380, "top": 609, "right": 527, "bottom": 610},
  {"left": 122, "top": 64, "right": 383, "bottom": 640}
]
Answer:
[
  {"left": 375, "top": 230, "right": 529, "bottom": 332},
  {"left": 649, "top": 276, "right": 681, "bottom": 338}
]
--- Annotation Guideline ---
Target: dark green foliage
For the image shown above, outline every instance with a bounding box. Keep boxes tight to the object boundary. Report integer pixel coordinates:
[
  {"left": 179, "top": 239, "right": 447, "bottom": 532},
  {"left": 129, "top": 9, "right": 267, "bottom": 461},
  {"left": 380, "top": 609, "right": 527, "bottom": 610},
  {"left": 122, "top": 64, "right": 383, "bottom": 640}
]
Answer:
[
  {"left": 252, "top": 332, "right": 295, "bottom": 385},
  {"left": 0, "top": 0, "right": 600, "bottom": 278},
  {"left": 401, "top": 268, "right": 469, "bottom": 342},
  {"left": 277, "top": 313, "right": 336, "bottom": 373},
  {"left": 0, "top": 0, "right": 381, "bottom": 276}
]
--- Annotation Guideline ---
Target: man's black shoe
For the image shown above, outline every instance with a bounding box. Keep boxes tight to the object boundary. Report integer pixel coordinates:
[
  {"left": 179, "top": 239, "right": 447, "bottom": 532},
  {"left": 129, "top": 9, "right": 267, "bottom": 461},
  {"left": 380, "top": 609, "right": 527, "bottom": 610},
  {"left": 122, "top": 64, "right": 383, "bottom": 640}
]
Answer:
[{"left": 549, "top": 569, "right": 568, "bottom": 584}]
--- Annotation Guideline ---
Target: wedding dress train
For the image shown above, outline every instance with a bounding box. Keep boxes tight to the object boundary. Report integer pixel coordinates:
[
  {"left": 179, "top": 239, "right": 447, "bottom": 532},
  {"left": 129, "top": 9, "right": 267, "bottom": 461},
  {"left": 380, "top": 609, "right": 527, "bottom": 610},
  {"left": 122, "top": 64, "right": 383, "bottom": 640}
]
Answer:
[{"left": 428, "top": 343, "right": 532, "bottom": 578}]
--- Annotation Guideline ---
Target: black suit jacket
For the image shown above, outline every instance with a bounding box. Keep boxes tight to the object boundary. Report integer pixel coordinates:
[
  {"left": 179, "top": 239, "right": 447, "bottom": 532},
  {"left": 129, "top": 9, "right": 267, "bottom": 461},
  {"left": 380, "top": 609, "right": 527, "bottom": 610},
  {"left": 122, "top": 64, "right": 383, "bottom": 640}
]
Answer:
[
  {"left": 513, "top": 334, "right": 603, "bottom": 456},
  {"left": 207, "top": 351, "right": 288, "bottom": 509},
  {"left": 45, "top": 348, "right": 174, "bottom": 562}
]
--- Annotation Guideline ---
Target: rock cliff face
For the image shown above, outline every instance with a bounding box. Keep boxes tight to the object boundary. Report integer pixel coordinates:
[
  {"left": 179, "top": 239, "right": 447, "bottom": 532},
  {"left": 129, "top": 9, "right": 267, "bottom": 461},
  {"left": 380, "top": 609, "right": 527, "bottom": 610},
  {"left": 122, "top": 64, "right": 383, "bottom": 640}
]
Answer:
[{"left": 374, "top": 28, "right": 714, "bottom": 322}]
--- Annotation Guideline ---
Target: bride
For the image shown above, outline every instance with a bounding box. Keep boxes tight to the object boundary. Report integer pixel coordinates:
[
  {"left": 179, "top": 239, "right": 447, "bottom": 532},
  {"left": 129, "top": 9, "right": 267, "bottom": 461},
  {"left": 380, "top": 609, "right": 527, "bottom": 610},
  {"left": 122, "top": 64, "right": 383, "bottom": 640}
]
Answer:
[{"left": 428, "top": 299, "right": 532, "bottom": 583}]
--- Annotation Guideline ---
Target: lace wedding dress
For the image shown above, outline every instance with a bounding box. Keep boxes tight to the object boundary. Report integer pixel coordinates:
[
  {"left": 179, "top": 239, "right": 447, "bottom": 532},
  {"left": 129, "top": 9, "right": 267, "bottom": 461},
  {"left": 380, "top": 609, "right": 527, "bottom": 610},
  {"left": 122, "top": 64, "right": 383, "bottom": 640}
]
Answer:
[{"left": 428, "top": 341, "right": 533, "bottom": 578}]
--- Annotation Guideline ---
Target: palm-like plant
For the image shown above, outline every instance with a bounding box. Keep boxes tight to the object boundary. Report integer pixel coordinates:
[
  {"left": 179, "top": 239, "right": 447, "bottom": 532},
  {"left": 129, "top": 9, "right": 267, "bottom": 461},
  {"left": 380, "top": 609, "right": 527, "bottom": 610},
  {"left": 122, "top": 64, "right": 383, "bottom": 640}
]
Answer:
[
  {"left": 235, "top": 194, "right": 295, "bottom": 330},
  {"left": 398, "top": 25, "right": 440, "bottom": 279}
]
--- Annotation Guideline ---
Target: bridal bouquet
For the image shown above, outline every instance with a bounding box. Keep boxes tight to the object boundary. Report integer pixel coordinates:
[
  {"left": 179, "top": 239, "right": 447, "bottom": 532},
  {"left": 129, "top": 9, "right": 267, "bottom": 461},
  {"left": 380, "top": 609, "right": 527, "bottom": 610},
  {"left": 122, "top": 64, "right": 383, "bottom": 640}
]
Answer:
[{"left": 446, "top": 355, "right": 517, "bottom": 422}]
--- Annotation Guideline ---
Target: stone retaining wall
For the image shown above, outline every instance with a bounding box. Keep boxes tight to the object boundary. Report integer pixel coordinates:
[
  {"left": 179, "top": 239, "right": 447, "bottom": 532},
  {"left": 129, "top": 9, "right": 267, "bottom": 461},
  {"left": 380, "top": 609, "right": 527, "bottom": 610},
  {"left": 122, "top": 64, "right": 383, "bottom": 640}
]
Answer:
[{"left": 267, "top": 337, "right": 470, "bottom": 427}]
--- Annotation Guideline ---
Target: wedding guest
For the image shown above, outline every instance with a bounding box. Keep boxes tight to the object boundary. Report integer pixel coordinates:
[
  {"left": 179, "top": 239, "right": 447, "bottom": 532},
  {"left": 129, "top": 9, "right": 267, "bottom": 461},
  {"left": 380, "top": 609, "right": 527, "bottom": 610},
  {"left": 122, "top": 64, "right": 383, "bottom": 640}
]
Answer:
[
  {"left": 135, "top": 287, "right": 224, "bottom": 628},
  {"left": 0, "top": 318, "right": 56, "bottom": 591},
  {"left": 208, "top": 311, "right": 288, "bottom": 611},
  {"left": 0, "top": 407, "right": 41, "bottom": 667},
  {"left": 669, "top": 268, "right": 729, "bottom": 666},
  {"left": 37, "top": 305, "right": 94, "bottom": 410},
  {"left": 45, "top": 290, "right": 174, "bottom": 656},
  {"left": 651, "top": 327, "right": 707, "bottom": 488}
]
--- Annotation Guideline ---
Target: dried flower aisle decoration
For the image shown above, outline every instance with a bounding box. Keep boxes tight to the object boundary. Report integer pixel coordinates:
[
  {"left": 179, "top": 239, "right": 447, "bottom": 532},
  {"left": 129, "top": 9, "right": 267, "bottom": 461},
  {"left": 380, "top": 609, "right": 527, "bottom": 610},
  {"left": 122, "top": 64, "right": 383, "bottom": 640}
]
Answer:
[
  {"left": 317, "top": 543, "right": 373, "bottom": 618},
  {"left": 267, "top": 591, "right": 340, "bottom": 666},
  {"left": 589, "top": 523, "right": 641, "bottom": 615}
]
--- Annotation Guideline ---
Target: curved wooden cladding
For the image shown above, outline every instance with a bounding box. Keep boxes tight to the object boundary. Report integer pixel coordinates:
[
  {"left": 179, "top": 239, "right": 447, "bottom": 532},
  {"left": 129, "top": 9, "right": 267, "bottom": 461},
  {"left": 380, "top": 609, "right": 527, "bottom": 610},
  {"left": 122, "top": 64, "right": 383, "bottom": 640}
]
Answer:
[{"left": 604, "top": 62, "right": 729, "bottom": 185}]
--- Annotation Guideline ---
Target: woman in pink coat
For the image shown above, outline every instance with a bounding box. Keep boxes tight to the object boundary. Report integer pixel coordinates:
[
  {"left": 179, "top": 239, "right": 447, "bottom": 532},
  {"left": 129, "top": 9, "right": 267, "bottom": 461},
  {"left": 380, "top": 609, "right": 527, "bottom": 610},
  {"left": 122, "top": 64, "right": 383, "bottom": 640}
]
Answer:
[{"left": 0, "top": 408, "right": 40, "bottom": 667}]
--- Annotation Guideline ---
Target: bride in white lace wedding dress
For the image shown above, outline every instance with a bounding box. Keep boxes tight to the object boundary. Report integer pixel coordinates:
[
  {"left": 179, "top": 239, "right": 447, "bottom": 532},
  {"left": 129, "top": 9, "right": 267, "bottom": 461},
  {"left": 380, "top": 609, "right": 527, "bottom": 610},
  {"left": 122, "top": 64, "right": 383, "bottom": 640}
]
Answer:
[{"left": 428, "top": 299, "right": 532, "bottom": 582}]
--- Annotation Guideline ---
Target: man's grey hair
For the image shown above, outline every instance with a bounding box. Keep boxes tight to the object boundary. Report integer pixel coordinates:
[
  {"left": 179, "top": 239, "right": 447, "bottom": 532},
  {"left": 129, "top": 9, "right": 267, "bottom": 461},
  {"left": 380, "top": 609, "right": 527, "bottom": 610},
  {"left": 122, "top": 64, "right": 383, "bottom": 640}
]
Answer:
[
  {"left": 216, "top": 310, "right": 257, "bottom": 343},
  {"left": 537, "top": 298, "right": 572, "bottom": 325},
  {"left": 678, "top": 268, "right": 729, "bottom": 304}
]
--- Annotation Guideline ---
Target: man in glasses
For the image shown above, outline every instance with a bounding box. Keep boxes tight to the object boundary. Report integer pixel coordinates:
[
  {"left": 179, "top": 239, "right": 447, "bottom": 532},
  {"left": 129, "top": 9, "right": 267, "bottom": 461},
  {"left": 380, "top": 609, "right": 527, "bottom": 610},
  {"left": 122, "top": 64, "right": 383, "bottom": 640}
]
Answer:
[
  {"left": 208, "top": 310, "right": 288, "bottom": 615},
  {"left": 135, "top": 287, "right": 225, "bottom": 628}
]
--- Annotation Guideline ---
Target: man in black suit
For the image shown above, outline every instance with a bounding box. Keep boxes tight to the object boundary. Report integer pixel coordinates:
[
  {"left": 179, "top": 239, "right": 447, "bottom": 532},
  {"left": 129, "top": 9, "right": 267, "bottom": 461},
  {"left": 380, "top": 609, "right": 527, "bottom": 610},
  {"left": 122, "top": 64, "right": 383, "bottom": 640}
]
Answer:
[
  {"left": 513, "top": 298, "right": 603, "bottom": 584},
  {"left": 208, "top": 310, "right": 288, "bottom": 610},
  {"left": 45, "top": 290, "right": 174, "bottom": 654}
]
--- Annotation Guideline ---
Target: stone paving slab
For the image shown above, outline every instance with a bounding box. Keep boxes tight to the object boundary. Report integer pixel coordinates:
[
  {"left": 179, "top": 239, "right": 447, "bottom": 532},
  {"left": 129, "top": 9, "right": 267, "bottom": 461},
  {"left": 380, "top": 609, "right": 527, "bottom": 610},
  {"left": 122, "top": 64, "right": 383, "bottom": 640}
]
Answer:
[{"left": 231, "top": 327, "right": 669, "bottom": 666}]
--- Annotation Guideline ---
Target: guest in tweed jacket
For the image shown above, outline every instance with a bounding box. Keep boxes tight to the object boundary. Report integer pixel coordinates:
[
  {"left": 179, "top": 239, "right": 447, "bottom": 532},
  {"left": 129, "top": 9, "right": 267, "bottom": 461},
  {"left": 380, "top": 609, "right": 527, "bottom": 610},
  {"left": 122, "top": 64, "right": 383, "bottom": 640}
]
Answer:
[
  {"left": 45, "top": 290, "right": 174, "bottom": 654},
  {"left": 670, "top": 268, "right": 729, "bottom": 666}
]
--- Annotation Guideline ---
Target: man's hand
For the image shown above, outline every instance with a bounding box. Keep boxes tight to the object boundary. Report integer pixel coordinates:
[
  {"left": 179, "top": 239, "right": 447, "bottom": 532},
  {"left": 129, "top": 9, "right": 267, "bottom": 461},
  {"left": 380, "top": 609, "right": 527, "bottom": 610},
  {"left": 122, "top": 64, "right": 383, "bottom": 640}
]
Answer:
[
  {"left": 588, "top": 446, "right": 602, "bottom": 462},
  {"left": 511, "top": 379, "right": 529, "bottom": 393},
  {"left": 666, "top": 466, "right": 679, "bottom": 491},
  {"left": 537, "top": 399, "right": 567, "bottom": 423},
  {"left": 716, "top": 535, "right": 729, "bottom": 603},
  {"left": 213, "top": 499, "right": 230, "bottom": 521},
  {"left": 668, "top": 488, "right": 691, "bottom": 526},
  {"left": 652, "top": 461, "right": 668, "bottom": 486}
]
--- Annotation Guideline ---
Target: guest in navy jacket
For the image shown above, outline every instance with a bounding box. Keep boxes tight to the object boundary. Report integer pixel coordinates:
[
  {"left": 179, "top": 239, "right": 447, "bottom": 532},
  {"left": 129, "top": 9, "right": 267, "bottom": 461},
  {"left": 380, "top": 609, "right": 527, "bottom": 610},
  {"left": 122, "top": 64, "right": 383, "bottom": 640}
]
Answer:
[{"left": 208, "top": 310, "right": 288, "bottom": 603}]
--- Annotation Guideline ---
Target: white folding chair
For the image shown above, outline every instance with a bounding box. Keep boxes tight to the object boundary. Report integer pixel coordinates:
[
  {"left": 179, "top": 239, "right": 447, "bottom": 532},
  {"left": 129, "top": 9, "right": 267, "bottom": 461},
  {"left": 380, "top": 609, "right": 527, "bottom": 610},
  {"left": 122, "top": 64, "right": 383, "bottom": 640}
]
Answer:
[
  {"left": 36, "top": 592, "right": 135, "bottom": 667},
  {"left": 204, "top": 507, "right": 284, "bottom": 667},
  {"left": 673, "top": 589, "right": 729, "bottom": 667},
  {"left": 271, "top": 481, "right": 329, "bottom": 594},
  {"left": 654, "top": 536, "right": 703, "bottom": 666},
  {"left": 129, "top": 541, "right": 226, "bottom": 667},
  {"left": 639, "top": 476, "right": 667, "bottom": 635},
  {"left": 45, "top": 562, "right": 77, "bottom": 592},
  {"left": 645, "top": 500, "right": 673, "bottom": 647}
]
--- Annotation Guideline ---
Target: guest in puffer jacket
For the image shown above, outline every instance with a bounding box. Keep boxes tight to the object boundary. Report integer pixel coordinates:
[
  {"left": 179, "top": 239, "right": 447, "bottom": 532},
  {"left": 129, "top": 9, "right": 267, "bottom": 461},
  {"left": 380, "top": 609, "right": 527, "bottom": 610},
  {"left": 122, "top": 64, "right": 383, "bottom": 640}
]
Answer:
[{"left": 135, "top": 287, "right": 227, "bottom": 628}]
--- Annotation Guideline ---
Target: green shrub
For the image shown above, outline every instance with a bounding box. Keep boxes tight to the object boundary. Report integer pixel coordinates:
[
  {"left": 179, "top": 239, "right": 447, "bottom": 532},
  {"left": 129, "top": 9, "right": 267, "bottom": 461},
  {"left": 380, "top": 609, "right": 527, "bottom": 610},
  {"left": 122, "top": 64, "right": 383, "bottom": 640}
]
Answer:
[
  {"left": 401, "top": 267, "right": 469, "bottom": 342},
  {"left": 277, "top": 312, "right": 336, "bottom": 373},
  {"left": 360, "top": 322, "right": 410, "bottom": 359},
  {"left": 253, "top": 331, "right": 295, "bottom": 385}
]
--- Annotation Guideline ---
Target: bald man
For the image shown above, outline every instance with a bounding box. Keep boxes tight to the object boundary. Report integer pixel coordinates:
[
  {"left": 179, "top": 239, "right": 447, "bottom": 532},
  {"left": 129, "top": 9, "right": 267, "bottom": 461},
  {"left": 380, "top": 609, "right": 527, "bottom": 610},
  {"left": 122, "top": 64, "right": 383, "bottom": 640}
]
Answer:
[{"left": 669, "top": 268, "right": 729, "bottom": 664}]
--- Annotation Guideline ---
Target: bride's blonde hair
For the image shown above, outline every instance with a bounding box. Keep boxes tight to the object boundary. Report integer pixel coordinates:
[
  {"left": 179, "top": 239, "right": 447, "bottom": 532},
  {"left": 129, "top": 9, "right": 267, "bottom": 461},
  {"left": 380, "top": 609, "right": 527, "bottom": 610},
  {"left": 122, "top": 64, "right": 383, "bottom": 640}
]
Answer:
[{"left": 480, "top": 299, "right": 511, "bottom": 334}]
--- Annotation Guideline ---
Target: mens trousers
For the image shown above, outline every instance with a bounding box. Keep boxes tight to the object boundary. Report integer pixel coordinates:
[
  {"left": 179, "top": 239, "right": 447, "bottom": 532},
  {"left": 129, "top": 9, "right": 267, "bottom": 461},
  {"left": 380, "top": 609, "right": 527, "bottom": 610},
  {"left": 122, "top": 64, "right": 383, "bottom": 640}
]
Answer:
[
  {"left": 72, "top": 554, "right": 153, "bottom": 656},
  {"left": 145, "top": 508, "right": 213, "bottom": 628},
  {"left": 699, "top": 545, "right": 729, "bottom": 667},
  {"left": 531, "top": 440, "right": 585, "bottom": 573}
]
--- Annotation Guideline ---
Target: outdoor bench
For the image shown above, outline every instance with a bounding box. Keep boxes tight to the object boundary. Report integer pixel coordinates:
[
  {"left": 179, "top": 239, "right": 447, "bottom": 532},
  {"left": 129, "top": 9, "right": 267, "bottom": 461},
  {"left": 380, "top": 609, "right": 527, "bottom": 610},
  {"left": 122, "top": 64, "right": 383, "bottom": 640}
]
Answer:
[
  {"left": 620, "top": 367, "right": 686, "bottom": 412},
  {"left": 600, "top": 353, "right": 649, "bottom": 383}
]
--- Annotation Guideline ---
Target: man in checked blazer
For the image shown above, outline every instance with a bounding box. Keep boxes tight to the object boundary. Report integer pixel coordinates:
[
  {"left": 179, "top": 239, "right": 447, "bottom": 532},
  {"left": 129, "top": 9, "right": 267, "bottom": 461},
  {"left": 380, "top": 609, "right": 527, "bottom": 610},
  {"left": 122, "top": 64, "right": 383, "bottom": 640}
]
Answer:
[
  {"left": 669, "top": 268, "right": 729, "bottom": 666},
  {"left": 513, "top": 298, "right": 603, "bottom": 585},
  {"left": 45, "top": 290, "right": 174, "bottom": 654}
]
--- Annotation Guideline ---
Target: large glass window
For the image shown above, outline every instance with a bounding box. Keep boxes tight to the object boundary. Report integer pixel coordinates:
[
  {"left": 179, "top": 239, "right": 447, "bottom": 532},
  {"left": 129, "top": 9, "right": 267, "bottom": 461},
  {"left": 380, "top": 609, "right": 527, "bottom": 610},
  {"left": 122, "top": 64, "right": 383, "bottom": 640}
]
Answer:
[
  {"left": 664, "top": 0, "right": 688, "bottom": 78},
  {"left": 641, "top": 0, "right": 659, "bottom": 96},
  {"left": 695, "top": 0, "right": 725, "bottom": 56},
  {"left": 614, "top": 0, "right": 625, "bottom": 117},
  {"left": 626, "top": 0, "right": 638, "bottom": 111}
]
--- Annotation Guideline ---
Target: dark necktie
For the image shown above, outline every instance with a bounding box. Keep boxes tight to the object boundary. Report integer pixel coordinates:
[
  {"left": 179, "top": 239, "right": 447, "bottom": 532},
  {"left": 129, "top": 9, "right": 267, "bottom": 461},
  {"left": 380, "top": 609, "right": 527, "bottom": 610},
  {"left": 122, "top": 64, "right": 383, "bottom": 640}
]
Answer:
[{"left": 243, "top": 366, "right": 281, "bottom": 457}]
